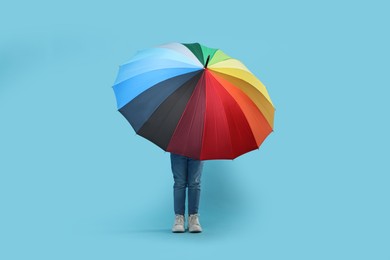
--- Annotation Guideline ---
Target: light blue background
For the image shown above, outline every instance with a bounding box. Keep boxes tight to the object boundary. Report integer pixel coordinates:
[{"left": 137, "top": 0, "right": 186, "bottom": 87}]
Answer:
[{"left": 1, "top": 1, "right": 389, "bottom": 259}]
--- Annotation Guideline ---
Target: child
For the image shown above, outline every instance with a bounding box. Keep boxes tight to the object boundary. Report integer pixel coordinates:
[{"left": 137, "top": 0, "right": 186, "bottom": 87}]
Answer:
[{"left": 170, "top": 153, "right": 204, "bottom": 233}]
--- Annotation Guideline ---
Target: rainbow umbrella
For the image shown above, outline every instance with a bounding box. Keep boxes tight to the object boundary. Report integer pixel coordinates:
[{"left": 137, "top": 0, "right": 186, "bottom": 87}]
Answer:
[{"left": 112, "top": 42, "right": 275, "bottom": 160}]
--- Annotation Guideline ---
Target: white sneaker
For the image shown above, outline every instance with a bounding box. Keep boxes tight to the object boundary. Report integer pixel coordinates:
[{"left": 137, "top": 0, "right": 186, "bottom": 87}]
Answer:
[
  {"left": 172, "top": 214, "right": 185, "bottom": 233},
  {"left": 188, "top": 214, "right": 202, "bottom": 233}
]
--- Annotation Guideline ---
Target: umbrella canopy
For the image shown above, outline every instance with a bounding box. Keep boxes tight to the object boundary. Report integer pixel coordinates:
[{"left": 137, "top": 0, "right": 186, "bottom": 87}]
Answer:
[{"left": 112, "top": 42, "right": 275, "bottom": 160}]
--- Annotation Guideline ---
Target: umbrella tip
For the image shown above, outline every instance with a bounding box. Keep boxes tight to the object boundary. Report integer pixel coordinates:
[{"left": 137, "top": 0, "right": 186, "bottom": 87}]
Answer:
[{"left": 204, "top": 55, "right": 210, "bottom": 68}]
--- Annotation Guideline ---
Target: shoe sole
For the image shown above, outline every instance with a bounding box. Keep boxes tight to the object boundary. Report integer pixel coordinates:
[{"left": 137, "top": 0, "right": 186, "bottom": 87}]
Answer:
[
  {"left": 189, "top": 230, "right": 202, "bottom": 233},
  {"left": 172, "top": 229, "right": 185, "bottom": 233}
]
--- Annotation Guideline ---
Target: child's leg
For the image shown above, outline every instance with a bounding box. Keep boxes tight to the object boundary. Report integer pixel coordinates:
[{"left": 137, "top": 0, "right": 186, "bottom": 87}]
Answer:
[
  {"left": 170, "top": 153, "right": 188, "bottom": 215},
  {"left": 187, "top": 158, "right": 204, "bottom": 214}
]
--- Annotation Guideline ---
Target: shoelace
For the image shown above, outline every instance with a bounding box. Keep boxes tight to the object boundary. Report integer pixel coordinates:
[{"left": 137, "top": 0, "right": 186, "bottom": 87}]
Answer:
[
  {"left": 175, "top": 215, "right": 184, "bottom": 225},
  {"left": 189, "top": 214, "right": 200, "bottom": 225}
]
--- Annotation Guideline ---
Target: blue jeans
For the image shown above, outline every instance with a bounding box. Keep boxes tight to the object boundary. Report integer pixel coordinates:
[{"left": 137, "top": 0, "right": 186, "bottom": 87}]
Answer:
[{"left": 170, "top": 153, "right": 204, "bottom": 215}]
